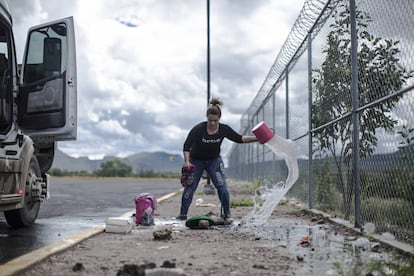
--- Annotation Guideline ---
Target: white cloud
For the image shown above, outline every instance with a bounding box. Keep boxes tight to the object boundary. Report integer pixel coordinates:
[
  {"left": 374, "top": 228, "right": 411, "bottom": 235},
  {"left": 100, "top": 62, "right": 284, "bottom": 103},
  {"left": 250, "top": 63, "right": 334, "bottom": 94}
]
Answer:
[
  {"left": 96, "top": 120, "right": 131, "bottom": 137},
  {"left": 9, "top": 0, "right": 305, "bottom": 159}
]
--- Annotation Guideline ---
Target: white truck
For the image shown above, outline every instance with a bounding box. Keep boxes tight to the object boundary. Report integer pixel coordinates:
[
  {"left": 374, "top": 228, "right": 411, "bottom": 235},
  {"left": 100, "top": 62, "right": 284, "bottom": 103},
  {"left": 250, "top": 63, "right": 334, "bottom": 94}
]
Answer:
[{"left": 0, "top": 0, "right": 77, "bottom": 227}]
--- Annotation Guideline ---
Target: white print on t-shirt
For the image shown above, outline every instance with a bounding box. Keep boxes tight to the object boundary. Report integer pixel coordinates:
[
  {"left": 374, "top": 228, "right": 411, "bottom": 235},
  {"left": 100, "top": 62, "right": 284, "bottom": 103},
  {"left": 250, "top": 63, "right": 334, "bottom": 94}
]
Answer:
[{"left": 202, "top": 138, "right": 221, "bottom": 143}]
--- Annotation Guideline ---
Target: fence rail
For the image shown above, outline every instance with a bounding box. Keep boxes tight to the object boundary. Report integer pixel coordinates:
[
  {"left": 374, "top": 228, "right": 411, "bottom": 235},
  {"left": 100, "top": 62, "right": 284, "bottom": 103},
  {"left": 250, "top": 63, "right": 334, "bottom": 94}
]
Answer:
[{"left": 227, "top": 0, "right": 414, "bottom": 244}]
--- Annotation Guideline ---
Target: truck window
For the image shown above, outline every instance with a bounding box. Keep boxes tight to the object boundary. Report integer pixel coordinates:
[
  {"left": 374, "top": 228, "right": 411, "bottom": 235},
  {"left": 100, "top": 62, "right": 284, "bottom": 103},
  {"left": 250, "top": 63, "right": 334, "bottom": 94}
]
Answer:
[{"left": 23, "top": 22, "right": 68, "bottom": 84}]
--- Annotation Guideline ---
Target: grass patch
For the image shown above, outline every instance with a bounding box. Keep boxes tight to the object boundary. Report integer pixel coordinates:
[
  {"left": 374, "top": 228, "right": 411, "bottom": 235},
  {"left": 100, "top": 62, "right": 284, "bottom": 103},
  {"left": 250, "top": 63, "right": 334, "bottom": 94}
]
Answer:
[
  {"left": 238, "top": 180, "right": 262, "bottom": 193},
  {"left": 231, "top": 198, "right": 255, "bottom": 207}
]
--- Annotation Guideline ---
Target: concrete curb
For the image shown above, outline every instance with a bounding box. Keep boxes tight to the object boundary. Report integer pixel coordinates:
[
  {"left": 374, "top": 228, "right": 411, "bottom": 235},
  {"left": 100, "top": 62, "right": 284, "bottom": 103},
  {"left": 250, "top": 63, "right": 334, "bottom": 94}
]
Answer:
[
  {"left": 0, "top": 190, "right": 182, "bottom": 276},
  {"left": 308, "top": 208, "right": 414, "bottom": 257}
]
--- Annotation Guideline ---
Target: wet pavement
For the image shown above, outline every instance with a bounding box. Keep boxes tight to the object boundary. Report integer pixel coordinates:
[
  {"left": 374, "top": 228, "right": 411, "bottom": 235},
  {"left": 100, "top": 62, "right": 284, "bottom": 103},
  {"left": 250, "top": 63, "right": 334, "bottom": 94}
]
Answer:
[{"left": 0, "top": 215, "right": 102, "bottom": 264}]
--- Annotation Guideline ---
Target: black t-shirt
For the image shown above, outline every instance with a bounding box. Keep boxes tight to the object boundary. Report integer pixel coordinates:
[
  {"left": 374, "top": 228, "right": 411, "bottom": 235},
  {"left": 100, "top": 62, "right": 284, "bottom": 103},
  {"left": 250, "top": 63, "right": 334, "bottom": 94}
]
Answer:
[{"left": 183, "top": 122, "right": 243, "bottom": 160}]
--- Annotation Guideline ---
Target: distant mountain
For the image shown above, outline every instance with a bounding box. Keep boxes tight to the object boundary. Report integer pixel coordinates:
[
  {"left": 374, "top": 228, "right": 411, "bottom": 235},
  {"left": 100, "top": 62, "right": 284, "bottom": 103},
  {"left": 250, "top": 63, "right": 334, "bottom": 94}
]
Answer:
[
  {"left": 51, "top": 149, "right": 183, "bottom": 173},
  {"left": 123, "top": 151, "right": 183, "bottom": 173}
]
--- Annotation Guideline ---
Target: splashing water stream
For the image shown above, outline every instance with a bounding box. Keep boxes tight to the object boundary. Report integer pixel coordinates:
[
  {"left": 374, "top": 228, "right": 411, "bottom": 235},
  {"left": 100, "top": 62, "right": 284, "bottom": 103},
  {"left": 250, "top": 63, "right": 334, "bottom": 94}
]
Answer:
[{"left": 240, "top": 123, "right": 299, "bottom": 227}]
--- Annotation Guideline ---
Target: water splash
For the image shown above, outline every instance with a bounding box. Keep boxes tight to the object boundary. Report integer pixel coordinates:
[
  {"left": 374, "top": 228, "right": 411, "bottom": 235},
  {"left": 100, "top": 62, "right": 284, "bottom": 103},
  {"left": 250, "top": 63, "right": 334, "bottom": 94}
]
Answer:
[{"left": 240, "top": 134, "right": 299, "bottom": 227}]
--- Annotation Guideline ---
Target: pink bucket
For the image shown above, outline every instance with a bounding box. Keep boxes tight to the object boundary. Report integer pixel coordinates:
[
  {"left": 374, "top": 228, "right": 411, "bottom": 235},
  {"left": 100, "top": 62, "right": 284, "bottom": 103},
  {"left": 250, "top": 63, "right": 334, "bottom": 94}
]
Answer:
[{"left": 252, "top": 121, "right": 275, "bottom": 144}]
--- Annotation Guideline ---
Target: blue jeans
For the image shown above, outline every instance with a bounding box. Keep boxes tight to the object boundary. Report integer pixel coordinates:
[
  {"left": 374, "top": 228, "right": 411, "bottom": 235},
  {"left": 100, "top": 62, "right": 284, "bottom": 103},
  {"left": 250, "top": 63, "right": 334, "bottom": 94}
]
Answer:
[{"left": 179, "top": 156, "right": 230, "bottom": 216}]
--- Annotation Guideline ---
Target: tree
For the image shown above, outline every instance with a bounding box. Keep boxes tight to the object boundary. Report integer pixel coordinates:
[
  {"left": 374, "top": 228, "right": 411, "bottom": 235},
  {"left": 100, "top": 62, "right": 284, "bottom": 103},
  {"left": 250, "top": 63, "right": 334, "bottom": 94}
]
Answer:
[
  {"left": 312, "top": 3, "right": 413, "bottom": 219},
  {"left": 96, "top": 159, "right": 132, "bottom": 177},
  {"left": 396, "top": 124, "right": 414, "bottom": 202}
]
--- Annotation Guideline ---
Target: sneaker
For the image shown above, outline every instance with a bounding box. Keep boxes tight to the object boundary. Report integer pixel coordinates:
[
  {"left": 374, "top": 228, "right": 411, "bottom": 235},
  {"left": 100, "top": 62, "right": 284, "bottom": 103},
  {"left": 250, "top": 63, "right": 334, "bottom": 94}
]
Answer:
[
  {"left": 176, "top": 214, "right": 187, "bottom": 220},
  {"left": 222, "top": 214, "right": 233, "bottom": 224}
]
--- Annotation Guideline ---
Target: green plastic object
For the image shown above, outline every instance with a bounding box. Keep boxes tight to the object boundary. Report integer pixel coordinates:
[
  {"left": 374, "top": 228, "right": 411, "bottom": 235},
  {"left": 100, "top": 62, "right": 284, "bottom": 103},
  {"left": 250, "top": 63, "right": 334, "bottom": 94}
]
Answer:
[{"left": 185, "top": 215, "right": 215, "bottom": 229}]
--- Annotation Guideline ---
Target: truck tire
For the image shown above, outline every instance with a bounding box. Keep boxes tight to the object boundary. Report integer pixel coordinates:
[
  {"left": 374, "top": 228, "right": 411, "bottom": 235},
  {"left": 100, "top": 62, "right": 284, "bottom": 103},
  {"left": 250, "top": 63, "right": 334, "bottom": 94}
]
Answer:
[{"left": 4, "top": 156, "right": 41, "bottom": 227}]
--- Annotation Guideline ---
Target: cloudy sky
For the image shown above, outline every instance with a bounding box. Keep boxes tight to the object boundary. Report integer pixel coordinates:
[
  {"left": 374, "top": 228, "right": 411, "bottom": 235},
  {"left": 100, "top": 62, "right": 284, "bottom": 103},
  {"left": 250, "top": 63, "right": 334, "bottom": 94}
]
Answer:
[{"left": 9, "top": 0, "right": 305, "bottom": 160}]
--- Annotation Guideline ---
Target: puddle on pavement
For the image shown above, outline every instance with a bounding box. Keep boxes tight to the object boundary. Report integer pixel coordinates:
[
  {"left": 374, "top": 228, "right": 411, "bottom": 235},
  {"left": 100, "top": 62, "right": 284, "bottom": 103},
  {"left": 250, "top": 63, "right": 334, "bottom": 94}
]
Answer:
[{"left": 233, "top": 216, "right": 398, "bottom": 275}]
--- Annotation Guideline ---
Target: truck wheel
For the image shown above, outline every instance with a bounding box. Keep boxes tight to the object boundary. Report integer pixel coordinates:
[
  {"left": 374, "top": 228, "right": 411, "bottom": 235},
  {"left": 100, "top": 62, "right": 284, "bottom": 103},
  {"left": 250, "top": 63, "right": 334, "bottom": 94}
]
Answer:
[{"left": 4, "top": 156, "right": 41, "bottom": 227}]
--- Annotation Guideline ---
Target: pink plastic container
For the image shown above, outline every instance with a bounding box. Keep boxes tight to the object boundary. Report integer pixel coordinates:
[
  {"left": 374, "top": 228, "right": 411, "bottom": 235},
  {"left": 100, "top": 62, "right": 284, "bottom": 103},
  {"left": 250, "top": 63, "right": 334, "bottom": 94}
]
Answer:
[{"left": 252, "top": 121, "right": 275, "bottom": 144}]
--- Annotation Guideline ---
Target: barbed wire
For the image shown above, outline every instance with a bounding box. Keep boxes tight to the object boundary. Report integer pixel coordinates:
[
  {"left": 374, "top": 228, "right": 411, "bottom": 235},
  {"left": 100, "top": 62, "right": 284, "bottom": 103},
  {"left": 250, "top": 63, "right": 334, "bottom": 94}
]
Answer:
[{"left": 241, "top": 0, "right": 341, "bottom": 133}]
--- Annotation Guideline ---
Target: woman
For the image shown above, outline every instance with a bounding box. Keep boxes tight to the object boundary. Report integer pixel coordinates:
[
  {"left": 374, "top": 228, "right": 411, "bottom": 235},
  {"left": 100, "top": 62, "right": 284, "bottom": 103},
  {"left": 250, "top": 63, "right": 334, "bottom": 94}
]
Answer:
[{"left": 177, "top": 98, "right": 258, "bottom": 221}]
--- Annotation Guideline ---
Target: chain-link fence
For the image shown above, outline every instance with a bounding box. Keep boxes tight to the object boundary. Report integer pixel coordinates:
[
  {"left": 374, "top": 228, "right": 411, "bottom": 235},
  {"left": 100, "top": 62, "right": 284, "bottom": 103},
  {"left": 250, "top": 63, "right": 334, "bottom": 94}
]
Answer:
[{"left": 226, "top": 0, "right": 414, "bottom": 244}]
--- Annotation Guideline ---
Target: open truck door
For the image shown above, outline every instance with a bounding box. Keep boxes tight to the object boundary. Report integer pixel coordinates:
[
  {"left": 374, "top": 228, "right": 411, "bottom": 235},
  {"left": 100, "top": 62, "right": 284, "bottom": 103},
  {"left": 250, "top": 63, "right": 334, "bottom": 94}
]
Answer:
[
  {"left": 0, "top": 16, "right": 77, "bottom": 227},
  {"left": 17, "top": 17, "right": 77, "bottom": 141}
]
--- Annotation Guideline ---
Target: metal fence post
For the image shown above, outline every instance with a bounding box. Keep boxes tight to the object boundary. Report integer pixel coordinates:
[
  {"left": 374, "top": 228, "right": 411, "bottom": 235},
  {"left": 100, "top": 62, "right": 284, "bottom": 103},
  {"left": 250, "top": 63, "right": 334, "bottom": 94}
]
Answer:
[
  {"left": 272, "top": 90, "right": 276, "bottom": 180},
  {"left": 285, "top": 68, "right": 290, "bottom": 139},
  {"left": 350, "top": 0, "right": 361, "bottom": 228},
  {"left": 307, "top": 32, "right": 313, "bottom": 209}
]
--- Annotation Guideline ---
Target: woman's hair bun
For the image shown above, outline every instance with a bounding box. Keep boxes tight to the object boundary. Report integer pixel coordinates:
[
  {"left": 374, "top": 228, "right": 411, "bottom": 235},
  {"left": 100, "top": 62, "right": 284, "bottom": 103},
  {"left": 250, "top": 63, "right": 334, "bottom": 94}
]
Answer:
[{"left": 209, "top": 97, "right": 223, "bottom": 107}]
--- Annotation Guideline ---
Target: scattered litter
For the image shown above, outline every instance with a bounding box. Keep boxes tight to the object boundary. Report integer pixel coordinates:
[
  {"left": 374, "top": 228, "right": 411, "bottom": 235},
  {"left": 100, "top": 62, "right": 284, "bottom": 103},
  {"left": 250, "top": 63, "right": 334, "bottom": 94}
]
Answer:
[
  {"left": 134, "top": 193, "right": 157, "bottom": 226},
  {"left": 371, "top": 242, "right": 381, "bottom": 252},
  {"left": 195, "top": 198, "right": 203, "bottom": 206},
  {"left": 145, "top": 268, "right": 186, "bottom": 276},
  {"left": 352, "top": 237, "right": 371, "bottom": 250},
  {"left": 105, "top": 217, "right": 134, "bottom": 234},
  {"left": 310, "top": 215, "right": 322, "bottom": 222},
  {"left": 157, "top": 246, "right": 170, "bottom": 250},
  {"left": 381, "top": 232, "right": 395, "bottom": 240},
  {"left": 210, "top": 215, "right": 232, "bottom": 226},
  {"left": 161, "top": 260, "right": 176, "bottom": 268},
  {"left": 345, "top": 235, "right": 358, "bottom": 241},
  {"left": 197, "top": 219, "right": 210, "bottom": 229},
  {"left": 298, "top": 235, "right": 310, "bottom": 247},
  {"left": 153, "top": 226, "right": 173, "bottom": 240},
  {"left": 72, "top": 262, "right": 84, "bottom": 272},
  {"left": 185, "top": 215, "right": 215, "bottom": 229},
  {"left": 253, "top": 264, "right": 268, "bottom": 270},
  {"left": 296, "top": 254, "right": 304, "bottom": 262},
  {"left": 116, "top": 260, "right": 180, "bottom": 275},
  {"left": 194, "top": 198, "right": 217, "bottom": 208},
  {"left": 363, "top": 222, "right": 376, "bottom": 234},
  {"left": 116, "top": 264, "right": 145, "bottom": 276}
]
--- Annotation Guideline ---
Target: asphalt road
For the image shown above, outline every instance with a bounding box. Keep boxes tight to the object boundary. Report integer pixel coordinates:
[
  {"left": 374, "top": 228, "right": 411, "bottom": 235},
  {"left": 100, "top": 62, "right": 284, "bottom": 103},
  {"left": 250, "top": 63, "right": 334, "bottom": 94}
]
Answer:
[{"left": 0, "top": 177, "right": 180, "bottom": 264}]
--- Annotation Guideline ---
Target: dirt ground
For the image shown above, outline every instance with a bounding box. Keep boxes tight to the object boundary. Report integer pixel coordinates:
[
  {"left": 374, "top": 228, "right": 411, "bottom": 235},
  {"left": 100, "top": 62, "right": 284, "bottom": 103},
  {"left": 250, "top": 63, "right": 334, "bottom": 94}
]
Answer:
[{"left": 17, "top": 181, "right": 411, "bottom": 276}]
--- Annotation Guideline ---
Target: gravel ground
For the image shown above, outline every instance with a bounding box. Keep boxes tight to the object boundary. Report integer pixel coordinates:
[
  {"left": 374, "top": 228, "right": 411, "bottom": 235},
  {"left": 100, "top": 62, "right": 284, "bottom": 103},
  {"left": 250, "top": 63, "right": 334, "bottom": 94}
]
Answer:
[{"left": 17, "top": 180, "right": 412, "bottom": 276}]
